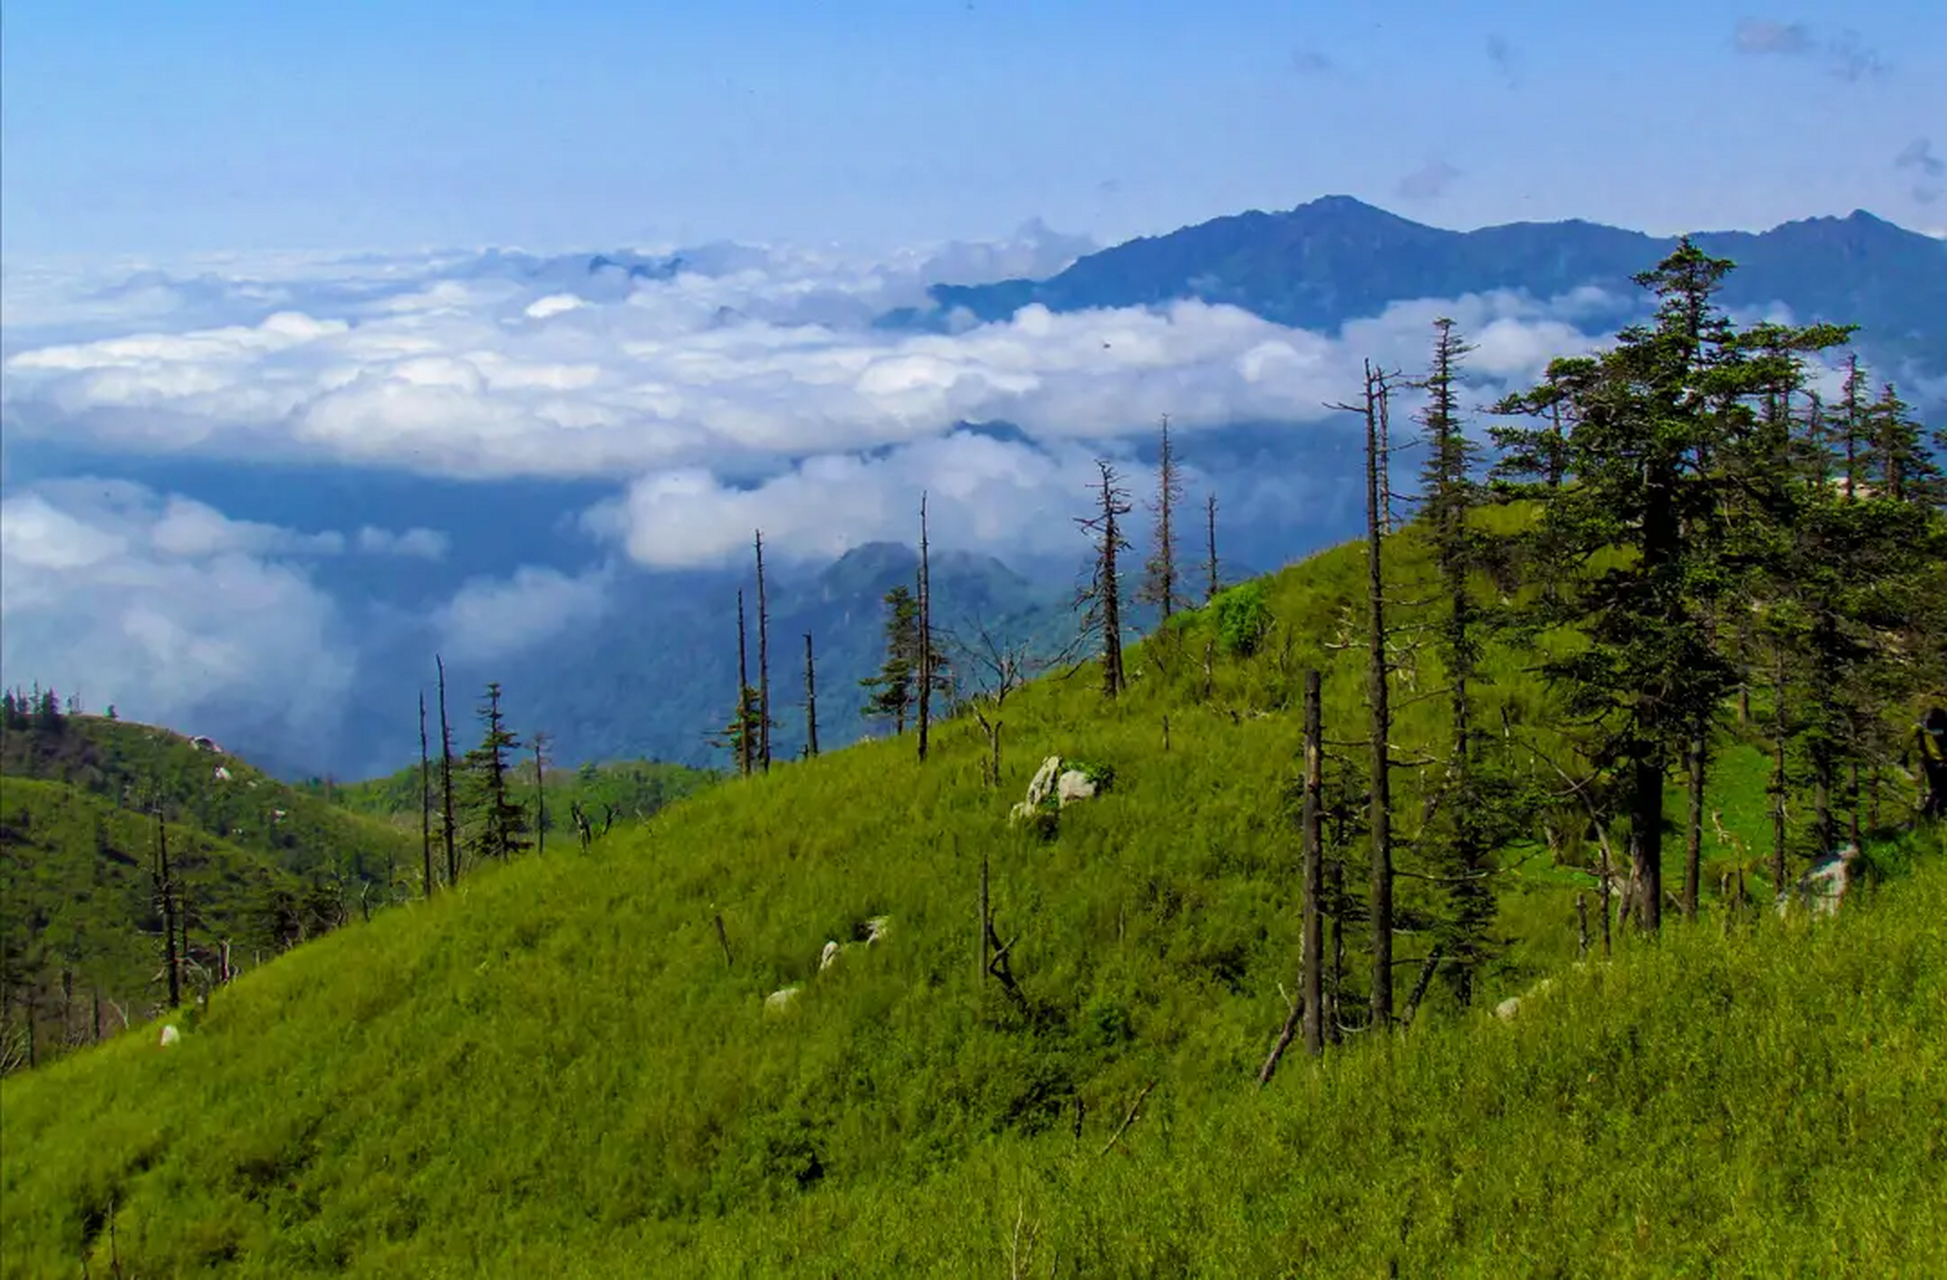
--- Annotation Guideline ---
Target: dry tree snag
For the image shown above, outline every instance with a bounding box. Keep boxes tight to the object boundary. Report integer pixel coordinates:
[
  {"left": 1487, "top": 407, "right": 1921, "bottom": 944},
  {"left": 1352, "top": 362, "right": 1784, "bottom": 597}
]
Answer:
[
  {"left": 917, "top": 493, "right": 934, "bottom": 762},
  {"left": 437, "top": 654, "right": 459, "bottom": 887},
  {"left": 754, "top": 530, "right": 772, "bottom": 773},
  {"left": 1332, "top": 361, "right": 1397, "bottom": 1029},
  {"left": 803, "top": 632, "right": 819, "bottom": 759},
  {"left": 1074, "top": 460, "right": 1134, "bottom": 699},
  {"left": 418, "top": 691, "right": 434, "bottom": 898},
  {"left": 1260, "top": 668, "right": 1326, "bottom": 1085}
]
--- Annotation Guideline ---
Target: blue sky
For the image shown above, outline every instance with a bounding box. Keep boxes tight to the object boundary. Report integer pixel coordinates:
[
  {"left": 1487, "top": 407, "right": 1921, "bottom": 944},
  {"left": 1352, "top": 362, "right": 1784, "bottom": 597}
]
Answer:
[{"left": 4, "top": 0, "right": 1943, "bottom": 259}]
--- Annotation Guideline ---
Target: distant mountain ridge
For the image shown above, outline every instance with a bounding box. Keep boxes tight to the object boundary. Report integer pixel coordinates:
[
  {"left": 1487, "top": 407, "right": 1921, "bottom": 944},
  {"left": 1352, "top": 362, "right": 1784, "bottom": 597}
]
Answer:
[{"left": 881, "top": 196, "right": 1947, "bottom": 380}]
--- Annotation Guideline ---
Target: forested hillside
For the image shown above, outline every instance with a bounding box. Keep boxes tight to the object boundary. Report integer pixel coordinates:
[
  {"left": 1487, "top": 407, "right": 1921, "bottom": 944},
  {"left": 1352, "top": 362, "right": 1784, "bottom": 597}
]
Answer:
[
  {"left": 2, "top": 240, "right": 1943, "bottom": 1277},
  {"left": 0, "top": 706, "right": 419, "bottom": 1072}
]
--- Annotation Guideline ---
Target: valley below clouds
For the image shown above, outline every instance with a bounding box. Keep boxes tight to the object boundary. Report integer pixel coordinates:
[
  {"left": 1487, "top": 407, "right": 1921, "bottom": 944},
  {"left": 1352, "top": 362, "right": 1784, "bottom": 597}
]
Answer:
[{"left": 0, "top": 223, "right": 1809, "bottom": 777}]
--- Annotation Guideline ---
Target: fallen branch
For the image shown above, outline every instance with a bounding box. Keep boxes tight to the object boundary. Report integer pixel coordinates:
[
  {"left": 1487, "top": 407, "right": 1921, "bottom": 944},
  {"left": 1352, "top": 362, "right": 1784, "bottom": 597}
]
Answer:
[
  {"left": 1099, "top": 1080, "right": 1158, "bottom": 1156},
  {"left": 1257, "top": 993, "right": 1306, "bottom": 1087}
]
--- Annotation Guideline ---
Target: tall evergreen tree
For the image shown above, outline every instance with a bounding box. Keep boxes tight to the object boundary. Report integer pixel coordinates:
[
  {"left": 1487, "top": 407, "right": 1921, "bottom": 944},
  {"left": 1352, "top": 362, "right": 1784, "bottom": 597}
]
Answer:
[
  {"left": 1138, "top": 415, "right": 1189, "bottom": 622},
  {"left": 1415, "top": 319, "right": 1497, "bottom": 1000},
  {"left": 861, "top": 586, "right": 922, "bottom": 733},
  {"left": 1492, "top": 241, "right": 1854, "bottom": 929},
  {"left": 461, "top": 682, "right": 528, "bottom": 863}
]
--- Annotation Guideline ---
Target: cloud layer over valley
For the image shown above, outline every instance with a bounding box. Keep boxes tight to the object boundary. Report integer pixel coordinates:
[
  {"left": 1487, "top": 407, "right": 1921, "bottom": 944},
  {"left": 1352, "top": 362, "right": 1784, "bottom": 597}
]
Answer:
[{"left": 0, "top": 222, "right": 1842, "bottom": 775}]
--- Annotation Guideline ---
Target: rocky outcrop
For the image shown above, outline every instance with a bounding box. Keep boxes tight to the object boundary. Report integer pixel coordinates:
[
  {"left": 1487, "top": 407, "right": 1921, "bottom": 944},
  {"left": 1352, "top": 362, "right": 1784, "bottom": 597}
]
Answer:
[
  {"left": 1777, "top": 843, "right": 1864, "bottom": 919},
  {"left": 1008, "top": 755, "right": 1111, "bottom": 829}
]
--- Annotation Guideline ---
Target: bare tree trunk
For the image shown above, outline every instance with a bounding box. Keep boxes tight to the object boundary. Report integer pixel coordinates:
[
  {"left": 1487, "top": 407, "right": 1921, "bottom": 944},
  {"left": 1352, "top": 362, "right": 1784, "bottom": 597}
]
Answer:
[
  {"left": 978, "top": 840, "right": 991, "bottom": 990},
  {"left": 1600, "top": 837, "right": 1613, "bottom": 959},
  {"left": 736, "top": 589, "right": 752, "bottom": 778},
  {"left": 155, "top": 806, "right": 181, "bottom": 1009},
  {"left": 803, "top": 633, "right": 819, "bottom": 758},
  {"left": 437, "top": 655, "right": 458, "bottom": 888},
  {"left": 1327, "top": 853, "right": 1345, "bottom": 1046},
  {"left": 1400, "top": 946, "right": 1444, "bottom": 1029},
  {"left": 1363, "top": 365, "right": 1394, "bottom": 1029},
  {"left": 918, "top": 494, "right": 932, "bottom": 762},
  {"left": 1300, "top": 670, "right": 1325, "bottom": 1057},
  {"left": 1576, "top": 895, "right": 1589, "bottom": 959},
  {"left": 533, "top": 732, "right": 548, "bottom": 857},
  {"left": 1684, "top": 738, "right": 1704, "bottom": 922},
  {"left": 1204, "top": 492, "right": 1220, "bottom": 603},
  {"left": 1771, "top": 647, "right": 1789, "bottom": 902},
  {"left": 755, "top": 531, "right": 771, "bottom": 773},
  {"left": 419, "top": 692, "right": 434, "bottom": 898}
]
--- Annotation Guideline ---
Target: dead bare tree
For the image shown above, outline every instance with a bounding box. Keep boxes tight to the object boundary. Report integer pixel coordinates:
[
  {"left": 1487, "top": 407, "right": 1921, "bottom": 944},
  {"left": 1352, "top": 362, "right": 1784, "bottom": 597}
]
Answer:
[
  {"left": 952, "top": 614, "right": 1085, "bottom": 789},
  {"left": 803, "top": 632, "right": 819, "bottom": 759},
  {"left": 152, "top": 801, "right": 181, "bottom": 1009},
  {"left": 1299, "top": 670, "right": 1325, "bottom": 1055},
  {"left": 736, "top": 589, "right": 753, "bottom": 777},
  {"left": 918, "top": 493, "right": 934, "bottom": 763},
  {"left": 1204, "top": 492, "right": 1220, "bottom": 603},
  {"left": 1331, "top": 361, "right": 1397, "bottom": 1029},
  {"left": 754, "top": 530, "right": 772, "bottom": 773},
  {"left": 1258, "top": 669, "right": 1326, "bottom": 1085},
  {"left": 1074, "top": 460, "right": 1134, "bottom": 699},
  {"left": 437, "top": 654, "right": 458, "bottom": 888},
  {"left": 532, "top": 731, "right": 550, "bottom": 857},
  {"left": 418, "top": 691, "right": 434, "bottom": 898}
]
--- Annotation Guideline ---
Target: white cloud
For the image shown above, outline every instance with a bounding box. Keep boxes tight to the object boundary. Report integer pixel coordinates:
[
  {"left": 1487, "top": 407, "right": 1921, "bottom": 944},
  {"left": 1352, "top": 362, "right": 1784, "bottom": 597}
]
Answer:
[
  {"left": 431, "top": 564, "right": 612, "bottom": 665},
  {"left": 0, "top": 483, "right": 355, "bottom": 742},
  {"left": 1, "top": 237, "right": 1650, "bottom": 577},
  {"left": 589, "top": 430, "right": 1126, "bottom": 569}
]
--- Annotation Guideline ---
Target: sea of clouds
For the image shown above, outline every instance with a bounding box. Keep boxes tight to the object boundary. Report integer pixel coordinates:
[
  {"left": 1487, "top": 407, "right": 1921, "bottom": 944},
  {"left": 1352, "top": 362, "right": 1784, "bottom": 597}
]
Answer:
[{"left": 2, "top": 220, "right": 1832, "bottom": 773}]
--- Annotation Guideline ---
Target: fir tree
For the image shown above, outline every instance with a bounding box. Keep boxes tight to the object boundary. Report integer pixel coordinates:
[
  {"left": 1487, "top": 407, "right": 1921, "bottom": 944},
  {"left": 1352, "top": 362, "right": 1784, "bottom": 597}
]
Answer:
[{"left": 461, "top": 682, "right": 528, "bottom": 862}]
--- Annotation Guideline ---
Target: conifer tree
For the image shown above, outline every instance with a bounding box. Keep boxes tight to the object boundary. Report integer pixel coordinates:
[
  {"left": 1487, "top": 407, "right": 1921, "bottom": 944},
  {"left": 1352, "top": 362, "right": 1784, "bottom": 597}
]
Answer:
[
  {"left": 461, "top": 682, "right": 527, "bottom": 862},
  {"left": 861, "top": 586, "right": 921, "bottom": 733},
  {"left": 1493, "top": 241, "right": 1853, "bottom": 929},
  {"left": 1137, "top": 415, "right": 1189, "bottom": 623},
  {"left": 1415, "top": 320, "right": 1498, "bottom": 999}
]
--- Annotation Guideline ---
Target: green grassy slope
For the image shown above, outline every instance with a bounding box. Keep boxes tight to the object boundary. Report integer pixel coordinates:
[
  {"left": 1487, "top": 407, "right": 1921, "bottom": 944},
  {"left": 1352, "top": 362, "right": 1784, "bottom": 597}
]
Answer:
[
  {"left": 317, "top": 756, "right": 720, "bottom": 836},
  {"left": 2, "top": 531, "right": 1939, "bottom": 1277},
  {"left": 0, "top": 715, "right": 422, "bottom": 1071},
  {"left": 0, "top": 777, "right": 306, "bottom": 1051},
  {"left": 1, "top": 715, "right": 416, "bottom": 887}
]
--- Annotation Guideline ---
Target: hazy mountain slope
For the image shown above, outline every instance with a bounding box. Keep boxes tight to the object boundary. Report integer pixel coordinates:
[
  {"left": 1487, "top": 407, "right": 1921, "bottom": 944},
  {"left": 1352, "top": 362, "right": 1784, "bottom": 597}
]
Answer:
[{"left": 892, "top": 197, "right": 1947, "bottom": 382}]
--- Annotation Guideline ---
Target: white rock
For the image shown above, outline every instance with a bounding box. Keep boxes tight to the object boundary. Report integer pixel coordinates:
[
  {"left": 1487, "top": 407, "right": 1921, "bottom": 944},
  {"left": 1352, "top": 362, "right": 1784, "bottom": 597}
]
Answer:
[
  {"left": 1493, "top": 997, "right": 1522, "bottom": 1022},
  {"left": 159, "top": 1023, "right": 181, "bottom": 1047},
  {"left": 763, "top": 986, "right": 801, "bottom": 1014},
  {"left": 1025, "top": 756, "right": 1064, "bottom": 808},
  {"left": 820, "top": 940, "right": 841, "bottom": 972},
  {"left": 1056, "top": 770, "right": 1097, "bottom": 806}
]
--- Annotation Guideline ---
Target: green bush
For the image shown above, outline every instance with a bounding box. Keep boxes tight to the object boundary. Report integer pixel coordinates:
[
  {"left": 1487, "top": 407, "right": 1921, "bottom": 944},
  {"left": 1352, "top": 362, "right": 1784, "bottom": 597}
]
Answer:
[{"left": 1211, "top": 582, "right": 1272, "bottom": 656}]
